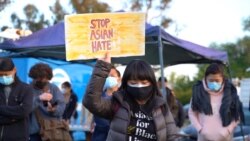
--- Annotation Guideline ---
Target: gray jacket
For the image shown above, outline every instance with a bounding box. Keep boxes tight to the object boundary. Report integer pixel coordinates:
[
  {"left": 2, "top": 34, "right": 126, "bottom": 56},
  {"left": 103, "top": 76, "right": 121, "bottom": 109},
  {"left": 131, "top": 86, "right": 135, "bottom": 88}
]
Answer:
[
  {"left": 83, "top": 60, "right": 179, "bottom": 141},
  {"left": 29, "top": 83, "right": 65, "bottom": 135}
]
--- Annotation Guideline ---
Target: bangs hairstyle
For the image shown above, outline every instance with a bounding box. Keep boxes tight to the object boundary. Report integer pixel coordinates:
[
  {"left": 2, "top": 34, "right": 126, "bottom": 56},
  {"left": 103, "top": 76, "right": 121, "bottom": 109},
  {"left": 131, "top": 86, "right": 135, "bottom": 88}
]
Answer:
[
  {"left": 0, "top": 58, "right": 15, "bottom": 71},
  {"left": 121, "top": 60, "right": 161, "bottom": 96},
  {"left": 205, "top": 63, "right": 225, "bottom": 78}
]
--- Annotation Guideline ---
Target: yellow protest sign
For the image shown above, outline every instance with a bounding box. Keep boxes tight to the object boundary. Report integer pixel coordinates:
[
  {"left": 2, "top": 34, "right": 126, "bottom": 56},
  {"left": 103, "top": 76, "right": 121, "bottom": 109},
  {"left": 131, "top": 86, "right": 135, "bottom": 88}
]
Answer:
[{"left": 65, "top": 12, "right": 145, "bottom": 61}]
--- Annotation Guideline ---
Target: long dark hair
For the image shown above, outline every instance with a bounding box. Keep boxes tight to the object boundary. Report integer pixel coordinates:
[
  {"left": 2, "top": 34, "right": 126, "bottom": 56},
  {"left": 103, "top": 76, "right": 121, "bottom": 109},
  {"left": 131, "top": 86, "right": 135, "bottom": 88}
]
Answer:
[
  {"left": 120, "top": 60, "right": 161, "bottom": 97},
  {"left": 191, "top": 63, "right": 243, "bottom": 126}
]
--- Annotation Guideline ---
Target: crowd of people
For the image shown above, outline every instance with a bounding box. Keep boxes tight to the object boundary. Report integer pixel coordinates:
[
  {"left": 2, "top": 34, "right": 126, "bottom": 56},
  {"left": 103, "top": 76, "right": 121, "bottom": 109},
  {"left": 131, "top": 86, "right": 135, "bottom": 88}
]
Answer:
[{"left": 0, "top": 55, "right": 245, "bottom": 141}]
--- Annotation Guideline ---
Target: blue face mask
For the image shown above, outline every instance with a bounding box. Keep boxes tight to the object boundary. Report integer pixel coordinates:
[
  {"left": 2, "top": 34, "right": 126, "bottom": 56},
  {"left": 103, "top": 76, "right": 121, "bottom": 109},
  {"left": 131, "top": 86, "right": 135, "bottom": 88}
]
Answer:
[
  {"left": 207, "top": 81, "right": 222, "bottom": 91},
  {"left": 103, "top": 76, "right": 118, "bottom": 90},
  {"left": 0, "top": 75, "right": 14, "bottom": 85},
  {"left": 61, "top": 88, "right": 66, "bottom": 94}
]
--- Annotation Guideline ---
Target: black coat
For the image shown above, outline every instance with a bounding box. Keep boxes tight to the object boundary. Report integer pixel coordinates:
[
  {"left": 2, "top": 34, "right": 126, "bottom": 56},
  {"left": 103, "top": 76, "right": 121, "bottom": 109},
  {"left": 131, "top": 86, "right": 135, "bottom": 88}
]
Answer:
[
  {"left": 63, "top": 93, "right": 78, "bottom": 120},
  {"left": 0, "top": 77, "right": 33, "bottom": 141}
]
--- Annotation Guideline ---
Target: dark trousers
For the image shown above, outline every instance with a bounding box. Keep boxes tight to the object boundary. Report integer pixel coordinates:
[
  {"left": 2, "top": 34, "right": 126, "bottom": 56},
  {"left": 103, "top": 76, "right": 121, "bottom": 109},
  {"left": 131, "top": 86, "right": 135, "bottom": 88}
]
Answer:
[
  {"left": 29, "top": 133, "right": 42, "bottom": 141},
  {"left": 86, "top": 131, "right": 92, "bottom": 141}
]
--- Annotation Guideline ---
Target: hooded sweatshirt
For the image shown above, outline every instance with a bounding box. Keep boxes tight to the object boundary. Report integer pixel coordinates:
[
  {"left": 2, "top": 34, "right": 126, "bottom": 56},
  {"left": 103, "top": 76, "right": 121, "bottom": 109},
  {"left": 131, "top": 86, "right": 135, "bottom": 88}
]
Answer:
[{"left": 188, "top": 80, "right": 238, "bottom": 141}]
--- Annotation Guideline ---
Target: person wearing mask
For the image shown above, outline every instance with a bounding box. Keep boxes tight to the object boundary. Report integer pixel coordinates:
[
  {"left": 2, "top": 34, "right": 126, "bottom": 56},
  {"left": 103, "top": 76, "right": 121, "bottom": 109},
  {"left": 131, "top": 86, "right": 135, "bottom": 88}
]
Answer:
[
  {"left": 28, "top": 63, "right": 66, "bottom": 141},
  {"left": 0, "top": 58, "right": 33, "bottom": 141},
  {"left": 157, "top": 77, "right": 185, "bottom": 128},
  {"left": 61, "top": 81, "right": 78, "bottom": 123},
  {"left": 61, "top": 81, "right": 78, "bottom": 140},
  {"left": 188, "top": 63, "right": 244, "bottom": 141},
  {"left": 92, "top": 66, "right": 121, "bottom": 141},
  {"left": 83, "top": 53, "right": 179, "bottom": 141}
]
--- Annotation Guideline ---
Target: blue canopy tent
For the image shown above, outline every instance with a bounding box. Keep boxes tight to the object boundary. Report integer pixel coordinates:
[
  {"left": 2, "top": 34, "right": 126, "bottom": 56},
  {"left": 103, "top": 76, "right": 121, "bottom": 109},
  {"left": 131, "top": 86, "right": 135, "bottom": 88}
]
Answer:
[
  {"left": 0, "top": 21, "right": 229, "bottom": 94},
  {"left": 0, "top": 21, "right": 228, "bottom": 65}
]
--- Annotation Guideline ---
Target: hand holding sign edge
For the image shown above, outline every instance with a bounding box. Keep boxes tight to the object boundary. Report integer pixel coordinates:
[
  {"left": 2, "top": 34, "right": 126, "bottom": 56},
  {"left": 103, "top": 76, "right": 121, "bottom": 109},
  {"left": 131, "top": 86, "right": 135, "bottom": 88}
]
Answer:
[{"left": 98, "top": 52, "right": 111, "bottom": 64}]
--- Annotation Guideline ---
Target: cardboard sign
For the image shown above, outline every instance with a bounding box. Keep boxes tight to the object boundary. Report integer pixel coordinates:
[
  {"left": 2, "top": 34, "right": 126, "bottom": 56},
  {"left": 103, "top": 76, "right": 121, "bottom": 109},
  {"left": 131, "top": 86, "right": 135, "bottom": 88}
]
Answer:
[{"left": 65, "top": 12, "right": 145, "bottom": 61}]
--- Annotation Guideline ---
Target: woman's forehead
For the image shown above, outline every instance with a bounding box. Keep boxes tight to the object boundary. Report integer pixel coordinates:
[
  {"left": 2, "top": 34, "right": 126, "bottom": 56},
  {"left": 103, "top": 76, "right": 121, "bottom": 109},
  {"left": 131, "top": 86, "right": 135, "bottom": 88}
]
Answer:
[
  {"left": 109, "top": 69, "right": 118, "bottom": 76},
  {"left": 207, "top": 73, "right": 223, "bottom": 78}
]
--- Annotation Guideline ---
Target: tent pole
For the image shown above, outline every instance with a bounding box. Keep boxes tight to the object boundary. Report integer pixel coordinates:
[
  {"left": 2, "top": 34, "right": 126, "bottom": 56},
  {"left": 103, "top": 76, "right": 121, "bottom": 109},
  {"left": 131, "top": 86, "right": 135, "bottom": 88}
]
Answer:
[{"left": 158, "top": 26, "right": 167, "bottom": 98}]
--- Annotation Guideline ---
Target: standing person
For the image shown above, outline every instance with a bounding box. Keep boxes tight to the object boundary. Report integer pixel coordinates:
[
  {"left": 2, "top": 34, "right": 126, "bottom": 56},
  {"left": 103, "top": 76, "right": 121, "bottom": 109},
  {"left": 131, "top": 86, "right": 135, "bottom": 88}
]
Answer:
[
  {"left": 188, "top": 63, "right": 244, "bottom": 141},
  {"left": 157, "top": 76, "right": 174, "bottom": 100},
  {"left": 92, "top": 66, "right": 121, "bottom": 141},
  {"left": 0, "top": 58, "right": 33, "bottom": 141},
  {"left": 157, "top": 77, "right": 185, "bottom": 128},
  {"left": 61, "top": 81, "right": 78, "bottom": 123},
  {"left": 61, "top": 81, "right": 78, "bottom": 140},
  {"left": 83, "top": 53, "right": 179, "bottom": 141},
  {"left": 28, "top": 63, "right": 66, "bottom": 141}
]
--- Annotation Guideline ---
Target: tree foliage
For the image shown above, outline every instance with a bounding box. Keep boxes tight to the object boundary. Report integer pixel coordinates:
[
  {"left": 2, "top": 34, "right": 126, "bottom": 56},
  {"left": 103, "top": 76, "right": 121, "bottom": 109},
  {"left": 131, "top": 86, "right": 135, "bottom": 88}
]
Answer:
[
  {"left": 0, "top": 0, "right": 11, "bottom": 12},
  {"left": 206, "top": 37, "right": 250, "bottom": 78},
  {"left": 169, "top": 72, "right": 195, "bottom": 105},
  {"left": 70, "top": 0, "right": 110, "bottom": 13},
  {"left": 7, "top": 0, "right": 111, "bottom": 31},
  {"left": 10, "top": 4, "right": 50, "bottom": 32},
  {"left": 129, "top": 0, "right": 172, "bottom": 28},
  {"left": 243, "top": 16, "right": 250, "bottom": 32},
  {"left": 49, "top": 0, "right": 68, "bottom": 24}
]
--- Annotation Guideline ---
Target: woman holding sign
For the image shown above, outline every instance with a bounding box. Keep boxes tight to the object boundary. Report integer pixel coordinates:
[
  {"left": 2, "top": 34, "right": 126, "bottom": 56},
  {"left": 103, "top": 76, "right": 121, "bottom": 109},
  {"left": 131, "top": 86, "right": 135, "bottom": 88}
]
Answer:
[{"left": 83, "top": 53, "right": 179, "bottom": 141}]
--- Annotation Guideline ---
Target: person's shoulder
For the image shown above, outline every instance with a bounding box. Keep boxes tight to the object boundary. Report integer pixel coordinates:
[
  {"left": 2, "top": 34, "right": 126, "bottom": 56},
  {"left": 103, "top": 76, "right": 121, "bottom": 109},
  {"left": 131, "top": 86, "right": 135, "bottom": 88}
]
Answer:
[
  {"left": 72, "top": 93, "right": 78, "bottom": 99},
  {"left": 193, "top": 80, "right": 202, "bottom": 87},
  {"left": 224, "top": 79, "right": 235, "bottom": 88},
  {"left": 48, "top": 83, "right": 61, "bottom": 91},
  {"left": 16, "top": 78, "right": 31, "bottom": 88},
  {"left": 113, "top": 90, "right": 123, "bottom": 98},
  {"left": 48, "top": 83, "right": 61, "bottom": 94},
  {"left": 165, "top": 86, "right": 172, "bottom": 92},
  {"left": 48, "top": 82, "right": 58, "bottom": 88},
  {"left": 112, "top": 91, "right": 125, "bottom": 103}
]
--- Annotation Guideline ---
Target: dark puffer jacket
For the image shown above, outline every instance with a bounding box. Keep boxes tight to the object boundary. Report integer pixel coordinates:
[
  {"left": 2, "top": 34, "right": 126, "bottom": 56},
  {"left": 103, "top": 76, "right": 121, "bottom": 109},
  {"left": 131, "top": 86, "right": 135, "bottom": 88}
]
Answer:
[{"left": 83, "top": 60, "right": 179, "bottom": 141}]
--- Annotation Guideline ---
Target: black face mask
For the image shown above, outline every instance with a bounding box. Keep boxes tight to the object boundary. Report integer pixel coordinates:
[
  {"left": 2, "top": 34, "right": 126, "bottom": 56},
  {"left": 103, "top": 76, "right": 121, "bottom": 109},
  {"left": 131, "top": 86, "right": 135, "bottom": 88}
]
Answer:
[
  {"left": 126, "top": 85, "right": 153, "bottom": 101},
  {"left": 35, "top": 81, "right": 47, "bottom": 89}
]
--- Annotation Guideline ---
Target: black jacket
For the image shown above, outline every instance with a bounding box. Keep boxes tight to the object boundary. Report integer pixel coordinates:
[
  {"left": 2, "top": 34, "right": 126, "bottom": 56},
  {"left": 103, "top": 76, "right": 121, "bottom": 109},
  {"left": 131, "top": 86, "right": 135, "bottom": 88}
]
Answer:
[
  {"left": 0, "top": 77, "right": 33, "bottom": 141},
  {"left": 63, "top": 93, "right": 78, "bottom": 120}
]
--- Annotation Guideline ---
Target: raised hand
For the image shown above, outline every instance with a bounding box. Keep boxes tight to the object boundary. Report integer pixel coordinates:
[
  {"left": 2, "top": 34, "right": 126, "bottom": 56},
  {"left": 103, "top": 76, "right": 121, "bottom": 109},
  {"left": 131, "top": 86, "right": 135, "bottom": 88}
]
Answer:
[
  {"left": 39, "top": 92, "right": 53, "bottom": 101},
  {"left": 99, "top": 52, "right": 111, "bottom": 63}
]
